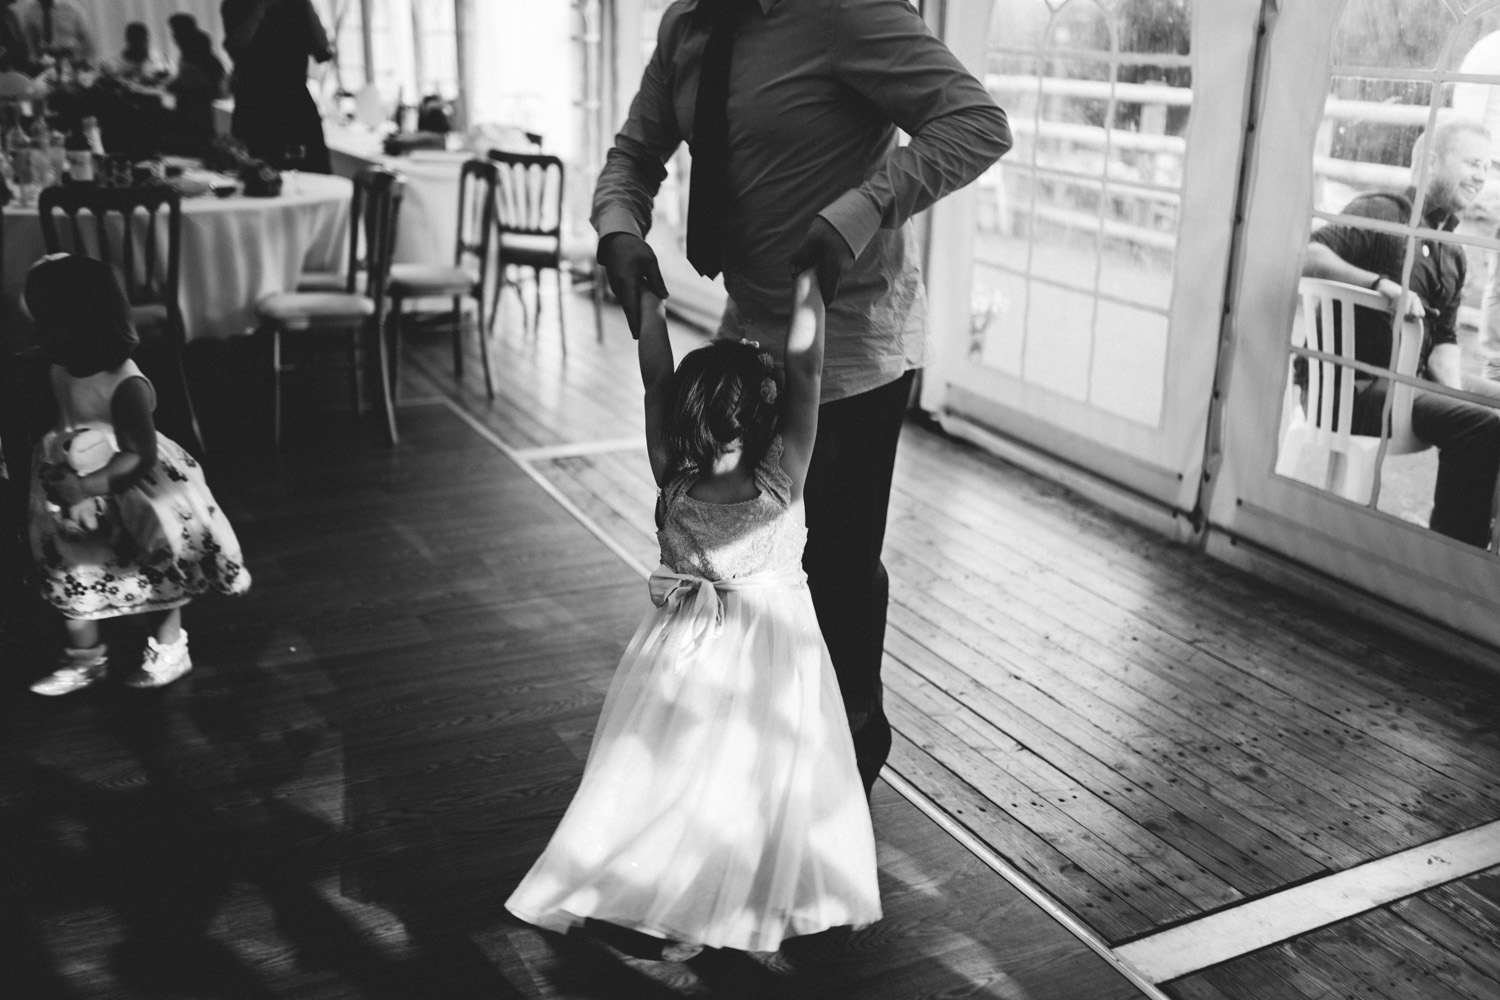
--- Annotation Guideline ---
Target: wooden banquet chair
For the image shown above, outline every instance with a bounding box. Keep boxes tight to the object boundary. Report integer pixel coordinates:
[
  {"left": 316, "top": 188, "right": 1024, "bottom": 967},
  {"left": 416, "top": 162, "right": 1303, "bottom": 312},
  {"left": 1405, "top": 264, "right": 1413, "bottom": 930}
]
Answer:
[
  {"left": 486, "top": 150, "right": 596, "bottom": 352},
  {"left": 386, "top": 157, "right": 499, "bottom": 400},
  {"left": 254, "top": 166, "right": 404, "bottom": 447},
  {"left": 1275, "top": 276, "right": 1432, "bottom": 504},
  {"left": 37, "top": 184, "right": 206, "bottom": 457}
]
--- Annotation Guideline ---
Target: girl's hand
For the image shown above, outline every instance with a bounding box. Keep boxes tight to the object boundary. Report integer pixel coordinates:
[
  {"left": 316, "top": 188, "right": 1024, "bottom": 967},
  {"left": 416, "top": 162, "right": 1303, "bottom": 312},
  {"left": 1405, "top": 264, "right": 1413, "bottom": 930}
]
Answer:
[{"left": 44, "top": 468, "right": 92, "bottom": 507}]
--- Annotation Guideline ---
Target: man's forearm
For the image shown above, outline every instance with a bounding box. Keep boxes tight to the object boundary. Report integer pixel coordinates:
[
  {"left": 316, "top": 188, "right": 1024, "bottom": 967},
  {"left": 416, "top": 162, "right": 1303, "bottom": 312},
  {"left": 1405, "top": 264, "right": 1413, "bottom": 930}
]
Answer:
[
  {"left": 1302, "top": 241, "right": 1384, "bottom": 288},
  {"left": 591, "top": 138, "right": 668, "bottom": 240}
]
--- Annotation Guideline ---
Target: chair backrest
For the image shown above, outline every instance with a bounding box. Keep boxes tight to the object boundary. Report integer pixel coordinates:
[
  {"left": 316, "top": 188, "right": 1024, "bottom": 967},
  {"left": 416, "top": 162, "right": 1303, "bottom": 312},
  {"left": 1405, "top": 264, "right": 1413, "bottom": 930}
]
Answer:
[
  {"left": 487, "top": 150, "right": 564, "bottom": 243},
  {"left": 355, "top": 166, "right": 405, "bottom": 307},
  {"left": 1296, "top": 276, "right": 1425, "bottom": 455},
  {"left": 38, "top": 185, "right": 183, "bottom": 320},
  {"left": 337, "top": 165, "right": 405, "bottom": 295},
  {"left": 454, "top": 158, "right": 498, "bottom": 280}
]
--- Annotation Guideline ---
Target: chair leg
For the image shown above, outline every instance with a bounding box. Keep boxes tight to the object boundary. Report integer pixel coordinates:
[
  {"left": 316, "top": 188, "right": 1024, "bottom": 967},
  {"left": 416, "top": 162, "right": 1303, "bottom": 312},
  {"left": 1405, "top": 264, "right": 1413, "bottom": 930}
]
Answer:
[
  {"left": 531, "top": 267, "right": 542, "bottom": 341},
  {"left": 451, "top": 294, "right": 464, "bottom": 381},
  {"left": 593, "top": 263, "right": 605, "bottom": 343},
  {"left": 168, "top": 336, "right": 207, "bottom": 457},
  {"left": 555, "top": 267, "right": 567, "bottom": 358},
  {"left": 373, "top": 318, "right": 399, "bottom": 446},
  {"left": 271, "top": 328, "right": 282, "bottom": 449},
  {"left": 488, "top": 263, "right": 507, "bottom": 336},
  {"left": 389, "top": 296, "right": 404, "bottom": 403},
  {"left": 474, "top": 288, "right": 495, "bottom": 400},
  {"left": 351, "top": 320, "right": 366, "bottom": 416}
]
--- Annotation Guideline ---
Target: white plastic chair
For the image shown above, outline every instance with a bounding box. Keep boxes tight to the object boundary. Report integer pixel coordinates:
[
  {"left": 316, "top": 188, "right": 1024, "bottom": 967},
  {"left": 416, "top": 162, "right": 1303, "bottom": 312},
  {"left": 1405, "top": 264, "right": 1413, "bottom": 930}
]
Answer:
[{"left": 1275, "top": 277, "right": 1432, "bottom": 503}]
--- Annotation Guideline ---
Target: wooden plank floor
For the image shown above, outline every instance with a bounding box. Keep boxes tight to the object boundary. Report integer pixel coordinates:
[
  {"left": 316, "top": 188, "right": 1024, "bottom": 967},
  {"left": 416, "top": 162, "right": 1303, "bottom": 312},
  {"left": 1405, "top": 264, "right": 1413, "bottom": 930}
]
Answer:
[
  {"left": 0, "top": 298, "right": 1143, "bottom": 997},
  {"left": 402, "top": 282, "right": 1500, "bottom": 996},
  {"left": 8, "top": 276, "right": 1500, "bottom": 997}
]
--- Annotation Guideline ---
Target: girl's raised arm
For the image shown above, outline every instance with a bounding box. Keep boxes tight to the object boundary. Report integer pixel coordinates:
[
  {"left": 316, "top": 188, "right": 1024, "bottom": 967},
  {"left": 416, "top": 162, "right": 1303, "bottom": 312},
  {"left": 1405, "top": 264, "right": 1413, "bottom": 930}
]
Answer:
[
  {"left": 637, "top": 290, "right": 674, "bottom": 487},
  {"left": 778, "top": 269, "right": 825, "bottom": 500}
]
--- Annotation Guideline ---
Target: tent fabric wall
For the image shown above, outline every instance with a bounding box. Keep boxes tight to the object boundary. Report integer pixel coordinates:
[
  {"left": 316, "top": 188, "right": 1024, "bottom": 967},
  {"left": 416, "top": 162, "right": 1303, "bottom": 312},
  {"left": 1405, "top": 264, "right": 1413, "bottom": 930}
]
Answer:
[
  {"left": 1205, "top": 0, "right": 1500, "bottom": 647},
  {"left": 922, "top": 0, "right": 1264, "bottom": 519},
  {"left": 77, "top": 0, "right": 225, "bottom": 64}
]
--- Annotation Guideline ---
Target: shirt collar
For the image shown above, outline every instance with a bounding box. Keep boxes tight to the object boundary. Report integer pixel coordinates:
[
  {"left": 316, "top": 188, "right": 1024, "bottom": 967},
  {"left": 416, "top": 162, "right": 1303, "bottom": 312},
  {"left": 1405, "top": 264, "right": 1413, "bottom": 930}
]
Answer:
[
  {"left": 682, "top": 0, "right": 778, "bottom": 15},
  {"left": 1402, "top": 186, "right": 1460, "bottom": 232}
]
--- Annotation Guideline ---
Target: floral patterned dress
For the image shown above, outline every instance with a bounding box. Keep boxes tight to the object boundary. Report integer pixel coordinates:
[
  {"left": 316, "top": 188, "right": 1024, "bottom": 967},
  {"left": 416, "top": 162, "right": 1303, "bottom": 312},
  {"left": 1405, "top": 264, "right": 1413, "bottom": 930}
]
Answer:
[{"left": 29, "top": 361, "right": 250, "bottom": 620}]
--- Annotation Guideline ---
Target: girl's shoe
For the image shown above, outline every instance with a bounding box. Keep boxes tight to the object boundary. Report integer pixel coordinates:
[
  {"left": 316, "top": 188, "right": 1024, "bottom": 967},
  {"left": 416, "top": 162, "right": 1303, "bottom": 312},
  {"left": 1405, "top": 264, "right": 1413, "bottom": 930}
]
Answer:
[
  {"left": 31, "top": 644, "right": 108, "bottom": 696},
  {"left": 126, "top": 630, "right": 192, "bottom": 689}
]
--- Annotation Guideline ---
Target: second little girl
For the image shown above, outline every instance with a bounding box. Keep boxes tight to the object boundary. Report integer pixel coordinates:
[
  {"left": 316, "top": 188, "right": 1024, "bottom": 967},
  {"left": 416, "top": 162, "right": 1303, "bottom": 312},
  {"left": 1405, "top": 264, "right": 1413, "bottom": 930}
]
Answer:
[{"left": 24, "top": 254, "right": 250, "bottom": 696}]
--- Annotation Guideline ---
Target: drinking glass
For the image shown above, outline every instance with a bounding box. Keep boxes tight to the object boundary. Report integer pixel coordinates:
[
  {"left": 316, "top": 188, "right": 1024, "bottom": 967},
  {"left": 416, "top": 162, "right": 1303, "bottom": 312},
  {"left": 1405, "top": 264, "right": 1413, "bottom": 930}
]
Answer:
[{"left": 282, "top": 143, "right": 307, "bottom": 195}]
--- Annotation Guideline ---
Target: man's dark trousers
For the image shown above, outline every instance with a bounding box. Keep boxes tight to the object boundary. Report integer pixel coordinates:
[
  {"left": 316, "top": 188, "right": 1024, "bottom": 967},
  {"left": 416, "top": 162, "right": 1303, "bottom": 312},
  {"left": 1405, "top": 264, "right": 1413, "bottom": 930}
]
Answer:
[
  {"left": 803, "top": 369, "right": 916, "bottom": 797},
  {"left": 1354, "top": 382, "right": 1500, "bottom": 546}
]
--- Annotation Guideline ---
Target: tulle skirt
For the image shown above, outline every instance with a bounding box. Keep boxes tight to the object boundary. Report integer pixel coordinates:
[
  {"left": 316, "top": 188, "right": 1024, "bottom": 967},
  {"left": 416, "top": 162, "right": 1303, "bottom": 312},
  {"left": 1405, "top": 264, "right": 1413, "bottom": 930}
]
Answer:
[{"left": 505, "top": 578, "right": 882, "bottom": 953}]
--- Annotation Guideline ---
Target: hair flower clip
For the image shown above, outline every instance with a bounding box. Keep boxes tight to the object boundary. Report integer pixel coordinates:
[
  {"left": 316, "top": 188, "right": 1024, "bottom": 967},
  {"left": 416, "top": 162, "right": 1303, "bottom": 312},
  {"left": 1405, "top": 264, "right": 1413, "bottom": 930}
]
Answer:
[{"left": 760, "top": 377, "right": 779, "bottom": 404}]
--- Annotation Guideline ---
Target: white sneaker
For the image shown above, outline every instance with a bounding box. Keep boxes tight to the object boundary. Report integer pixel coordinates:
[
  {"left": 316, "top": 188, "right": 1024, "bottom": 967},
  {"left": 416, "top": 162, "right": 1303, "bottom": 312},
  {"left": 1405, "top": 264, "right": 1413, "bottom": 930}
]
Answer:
[
  {"left": 31, "top": 645, "right": 108, "bottom": 696},
  {"left": 126, "top": 630, "right": 193, "bottom": 688}
]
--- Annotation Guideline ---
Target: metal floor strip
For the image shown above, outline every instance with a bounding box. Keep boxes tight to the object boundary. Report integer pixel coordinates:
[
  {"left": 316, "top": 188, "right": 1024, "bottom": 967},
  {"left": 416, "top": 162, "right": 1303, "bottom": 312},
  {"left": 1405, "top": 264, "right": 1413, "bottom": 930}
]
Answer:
[{"left": 1116, "top": 818, "right": 1500, "bottom": 982}]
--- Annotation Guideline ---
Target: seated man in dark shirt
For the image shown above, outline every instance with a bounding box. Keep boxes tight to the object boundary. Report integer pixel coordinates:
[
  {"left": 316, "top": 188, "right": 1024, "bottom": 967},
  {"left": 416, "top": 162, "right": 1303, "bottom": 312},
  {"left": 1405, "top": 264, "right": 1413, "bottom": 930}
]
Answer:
[{"left": 1301, "top": 116, "right": 1500, "bottom": 547}]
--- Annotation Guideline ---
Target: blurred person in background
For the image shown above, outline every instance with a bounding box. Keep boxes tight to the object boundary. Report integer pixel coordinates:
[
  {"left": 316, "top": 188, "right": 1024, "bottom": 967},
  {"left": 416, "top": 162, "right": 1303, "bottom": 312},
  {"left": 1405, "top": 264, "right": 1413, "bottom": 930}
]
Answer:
[
  {"left": 110, "top": 21, "right": 169, "bottom": 84},
  {"left": 221, "top": 0, "right": 333, "bottom": 172},
  {"left": 16, "top": 0, "right": 94, "bottom": 65},
  {"left": 162, "top": 14, "right": 226, "bottom": 156},
  {"left": 0, "top": 0, "right": 36, "bottom": 75}
]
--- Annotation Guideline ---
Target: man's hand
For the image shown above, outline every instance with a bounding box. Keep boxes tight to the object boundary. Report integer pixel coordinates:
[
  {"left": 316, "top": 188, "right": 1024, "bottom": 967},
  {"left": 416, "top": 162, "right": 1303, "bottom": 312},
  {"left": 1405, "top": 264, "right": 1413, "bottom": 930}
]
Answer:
[
  {"left": 789, "top": 216, "right": 855, "bottom": 305},
  {"left": 1373, "top": 276, "right": 1429, "bottom": 322},
  {"left": 598, "top": 233, "right": 668, "bottom": 339}
]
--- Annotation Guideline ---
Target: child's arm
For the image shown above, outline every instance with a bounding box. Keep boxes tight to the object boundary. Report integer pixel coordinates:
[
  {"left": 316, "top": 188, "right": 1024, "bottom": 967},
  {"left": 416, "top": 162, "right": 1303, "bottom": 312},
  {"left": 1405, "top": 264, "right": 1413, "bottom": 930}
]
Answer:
[
  {"left": 45, "top": 377, "right": 159, "bottom": 507},
  {"left": 778, "top": 269, "right": 825, "bottom": 501},
  {"left": 638, "top": 290, "right": 674, "bottom": 487}
]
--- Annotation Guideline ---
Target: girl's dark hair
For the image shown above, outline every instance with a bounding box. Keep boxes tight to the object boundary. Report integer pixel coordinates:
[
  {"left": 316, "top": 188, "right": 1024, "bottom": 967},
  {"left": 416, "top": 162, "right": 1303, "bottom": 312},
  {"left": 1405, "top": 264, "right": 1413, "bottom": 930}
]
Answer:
[
  {"left": 24, "top": 254, "right": 139, "bottom": 375},
  {"left": 666, "top": 339, "right": 781, "bottom": 476}
]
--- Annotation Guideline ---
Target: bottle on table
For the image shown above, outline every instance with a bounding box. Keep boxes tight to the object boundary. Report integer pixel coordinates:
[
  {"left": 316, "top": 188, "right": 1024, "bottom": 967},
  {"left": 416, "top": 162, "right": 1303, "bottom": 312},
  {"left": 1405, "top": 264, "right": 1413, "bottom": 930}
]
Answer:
[
  {"left": 64, "top": 120, "right": 95, "bottom": 184},
  {"left": 6, "top": 121, "right": 39, "bottom": 207},
  {"left": 83, "top": 115, "right": 104, "bottom": 155},
  {"left": 28, "top": 115, "right": 55, "bottom": 190}
]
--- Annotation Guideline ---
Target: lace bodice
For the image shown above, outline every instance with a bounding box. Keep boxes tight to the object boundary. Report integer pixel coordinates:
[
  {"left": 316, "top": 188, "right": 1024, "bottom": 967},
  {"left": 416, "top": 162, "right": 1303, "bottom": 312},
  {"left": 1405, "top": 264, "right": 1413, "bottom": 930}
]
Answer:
[{"left": 656, "top": 437, "right": 805, "bottom": 581}]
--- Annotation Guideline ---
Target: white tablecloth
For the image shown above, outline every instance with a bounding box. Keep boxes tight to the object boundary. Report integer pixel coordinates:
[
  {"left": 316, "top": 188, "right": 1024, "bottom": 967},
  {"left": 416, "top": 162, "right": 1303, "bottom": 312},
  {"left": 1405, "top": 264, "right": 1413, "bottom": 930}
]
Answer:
[
  {"left": 2, "top": 173, "right": 351, "bottom": 342},
  {"left": 325, "top": 124, "right": 464, "bottom": 268}
]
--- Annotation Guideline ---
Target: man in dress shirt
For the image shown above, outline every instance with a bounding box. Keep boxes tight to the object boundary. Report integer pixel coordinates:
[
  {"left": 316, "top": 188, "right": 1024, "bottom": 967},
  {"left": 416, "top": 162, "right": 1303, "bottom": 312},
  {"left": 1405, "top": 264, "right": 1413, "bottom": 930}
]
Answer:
[
  {"left": 593, "top": 0, "right": 1011, "bottom": 796},
  {"left": 1302, "top": 117, "right": 1500, "bottom": 547},
  {"left": 0, "top": 0, "right": 35, "bottom": 75},
  {"left": 16, "top": 0, "right": 93, "bottom": 64}
]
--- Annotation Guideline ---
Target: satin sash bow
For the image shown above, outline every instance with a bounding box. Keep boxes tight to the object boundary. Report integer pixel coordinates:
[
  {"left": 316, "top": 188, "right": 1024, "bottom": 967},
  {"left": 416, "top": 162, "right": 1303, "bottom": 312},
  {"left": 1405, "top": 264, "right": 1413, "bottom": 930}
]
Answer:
[{"left": 648, "top": 564, "right": 806, "bottom": 658}]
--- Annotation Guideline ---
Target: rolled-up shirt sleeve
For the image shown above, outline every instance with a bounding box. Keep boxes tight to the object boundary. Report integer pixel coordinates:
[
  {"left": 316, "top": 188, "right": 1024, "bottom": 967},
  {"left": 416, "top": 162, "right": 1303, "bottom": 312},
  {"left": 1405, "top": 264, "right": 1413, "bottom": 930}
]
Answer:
[
  {"left": 820, "top": 0, "right": 1012, "bottom": 258},
  {"left": 592, "top": 16, "right": 684, "bottom": 241}
]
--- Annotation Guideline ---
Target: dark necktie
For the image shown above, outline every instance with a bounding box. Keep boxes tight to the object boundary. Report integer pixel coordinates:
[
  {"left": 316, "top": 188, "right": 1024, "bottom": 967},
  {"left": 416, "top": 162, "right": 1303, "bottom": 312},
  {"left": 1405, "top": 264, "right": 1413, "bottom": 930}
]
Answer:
[
  {"left": 686, "top": 0, "right": 747, "bottom": 279},
  {"left": 42, "top": 3, "right": 54, "bottom": 50}
]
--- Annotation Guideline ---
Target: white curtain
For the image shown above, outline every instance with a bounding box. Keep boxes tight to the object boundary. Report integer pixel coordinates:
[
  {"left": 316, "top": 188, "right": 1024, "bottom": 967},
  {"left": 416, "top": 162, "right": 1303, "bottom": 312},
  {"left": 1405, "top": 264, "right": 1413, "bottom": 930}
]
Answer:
[{"left": 76, "top": 0, "right": 226, "bottom": 68}]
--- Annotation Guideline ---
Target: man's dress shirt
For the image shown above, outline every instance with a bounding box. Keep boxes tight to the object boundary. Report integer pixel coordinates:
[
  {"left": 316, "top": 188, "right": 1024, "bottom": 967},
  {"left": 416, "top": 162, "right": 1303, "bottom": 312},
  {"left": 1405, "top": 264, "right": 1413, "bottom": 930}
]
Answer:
[
  {"left": 18, "top": 0, "right": 93, "bottom": 62},
  {"left": 593, "top": 0, "right": 1011, "bottom": 402}
]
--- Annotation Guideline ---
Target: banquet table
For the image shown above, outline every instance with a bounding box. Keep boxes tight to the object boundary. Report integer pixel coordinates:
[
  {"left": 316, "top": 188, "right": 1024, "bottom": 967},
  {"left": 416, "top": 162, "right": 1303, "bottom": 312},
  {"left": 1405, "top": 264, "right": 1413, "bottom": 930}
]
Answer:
[
  {"left": 324, "top": 123, "right": 465, "bottom": 268},
  {"left": 1, "top": 173, "right": 352, "bottom": 343}
]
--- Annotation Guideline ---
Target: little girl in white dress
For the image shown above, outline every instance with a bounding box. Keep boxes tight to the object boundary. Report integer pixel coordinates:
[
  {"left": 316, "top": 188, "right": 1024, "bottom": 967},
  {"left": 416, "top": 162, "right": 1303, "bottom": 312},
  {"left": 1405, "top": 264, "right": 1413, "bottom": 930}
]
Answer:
[{"left": 506, "top": 272, "right": 882, "bottom": 955}]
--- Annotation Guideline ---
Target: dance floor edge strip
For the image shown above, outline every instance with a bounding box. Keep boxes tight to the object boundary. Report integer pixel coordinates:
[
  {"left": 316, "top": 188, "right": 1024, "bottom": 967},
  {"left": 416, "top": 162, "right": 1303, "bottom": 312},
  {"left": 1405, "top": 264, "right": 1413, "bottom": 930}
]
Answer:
[{"left": 1117, "top": 817, "right": 1500, "bottom": 983}]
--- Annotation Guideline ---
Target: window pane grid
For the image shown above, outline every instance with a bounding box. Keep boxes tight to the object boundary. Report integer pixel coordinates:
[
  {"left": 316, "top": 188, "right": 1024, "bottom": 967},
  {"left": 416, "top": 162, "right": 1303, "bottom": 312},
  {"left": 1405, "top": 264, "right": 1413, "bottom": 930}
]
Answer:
[{"left": 974, "top": 0, "right": 1189, "bottom": 427}]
